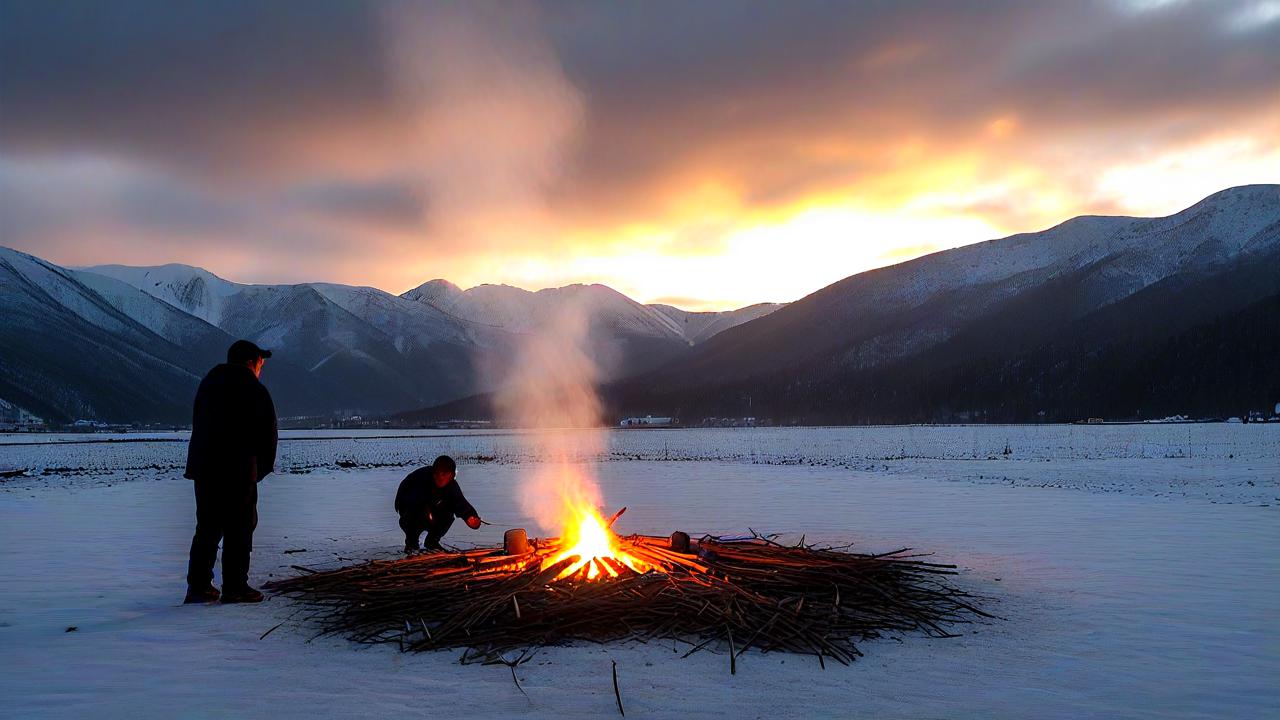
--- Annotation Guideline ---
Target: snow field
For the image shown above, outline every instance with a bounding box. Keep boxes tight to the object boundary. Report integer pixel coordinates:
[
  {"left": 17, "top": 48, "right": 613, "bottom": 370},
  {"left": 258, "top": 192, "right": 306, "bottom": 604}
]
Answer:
[
  {"left": 0, "top": 426, "right": 1276, "bottom": 718},
  {"left": 4, "top": 424, "right": 1276, "bottom": 505}
]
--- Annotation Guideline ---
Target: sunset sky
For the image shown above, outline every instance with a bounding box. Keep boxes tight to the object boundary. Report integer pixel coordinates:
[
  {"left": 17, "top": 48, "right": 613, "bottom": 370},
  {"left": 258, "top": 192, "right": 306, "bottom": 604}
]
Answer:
[{"left": 2, "top": 1, "right": 1277, "bottom": 310}]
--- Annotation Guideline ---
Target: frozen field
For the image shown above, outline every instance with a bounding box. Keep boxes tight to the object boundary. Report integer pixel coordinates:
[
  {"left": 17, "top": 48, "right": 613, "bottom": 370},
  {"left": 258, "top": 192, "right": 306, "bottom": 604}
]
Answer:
[{"left": 1, "top": 425, "right": 1277, "bottom": 719}]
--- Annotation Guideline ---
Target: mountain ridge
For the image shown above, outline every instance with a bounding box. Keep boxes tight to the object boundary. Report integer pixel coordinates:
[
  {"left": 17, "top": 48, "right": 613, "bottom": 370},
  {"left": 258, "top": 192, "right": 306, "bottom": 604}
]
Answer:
[
  {"left": 396, "top": 184, "right": 1280, "bottom": 425},
  {"left": 644, "top": 184, "right": 1279, "bottom": 385},
  {"left": 601, "top": 184, "right": 1280, "bottom": 423},
  {"left": 1, "top": 250, "right": 781, "bottom": 422},
  {"left": 3, "top": 184, "right": 1274, "bottom": 425}
]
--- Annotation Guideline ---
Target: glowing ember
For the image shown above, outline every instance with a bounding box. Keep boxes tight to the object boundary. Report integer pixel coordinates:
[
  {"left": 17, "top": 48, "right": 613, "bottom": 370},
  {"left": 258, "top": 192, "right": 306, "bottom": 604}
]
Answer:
[{"left": 542, "top": 506, "right": 651, "bottom": 580}]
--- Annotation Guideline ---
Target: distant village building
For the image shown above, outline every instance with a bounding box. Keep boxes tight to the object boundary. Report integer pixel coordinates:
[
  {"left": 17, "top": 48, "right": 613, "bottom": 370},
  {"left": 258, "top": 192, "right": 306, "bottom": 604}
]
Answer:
[
  {"left": 431, "top": 420, "right": 493, "bottom": 430},
  {"left": 698, "top": 416, "right": 761, "bottom": 428},
  {"left": 0, "top": 400, "right": 45, "bottom": 431},
  {"left": 620, "top": 415, "right": 675, "bottom": 427}
]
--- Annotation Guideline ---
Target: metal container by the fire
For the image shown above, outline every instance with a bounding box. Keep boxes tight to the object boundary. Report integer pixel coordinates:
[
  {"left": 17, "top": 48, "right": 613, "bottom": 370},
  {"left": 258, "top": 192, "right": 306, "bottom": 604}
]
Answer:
[
  {"left": 670, "top": 531, "right": 691, "bottom": 553},
  {"left": 504, "top": 528, "right": 531, "bottom": 555}
]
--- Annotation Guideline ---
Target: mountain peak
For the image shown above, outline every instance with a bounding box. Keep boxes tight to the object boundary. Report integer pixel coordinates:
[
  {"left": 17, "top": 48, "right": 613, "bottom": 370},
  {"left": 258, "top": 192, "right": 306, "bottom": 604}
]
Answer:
[
  {"left": 82, "top": 263, "right": 244, "bottom": 326},
  {"left": 1192, "top": 183, "right": 1278, "bottom": 205},
  {"left": 87, "top": 262, "right": 234, "bottom": 286},
  {"left": 407, "top": 278, "right": 461, "bottom": 293},
  {"left": 401, "top": 278, "right": 463, "bottom": 306}
]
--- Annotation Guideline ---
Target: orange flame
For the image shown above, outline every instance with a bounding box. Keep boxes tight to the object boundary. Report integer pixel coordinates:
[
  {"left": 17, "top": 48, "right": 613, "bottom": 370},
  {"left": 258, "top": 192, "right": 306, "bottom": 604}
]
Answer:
[{"left": 542, "top": 506, "right": 650, "bottom": 581}]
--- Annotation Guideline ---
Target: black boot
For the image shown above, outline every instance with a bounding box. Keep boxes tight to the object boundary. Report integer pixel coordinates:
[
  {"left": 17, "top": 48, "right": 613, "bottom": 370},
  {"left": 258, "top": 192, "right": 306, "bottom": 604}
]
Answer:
[
  {"left": 221, "top": 585, "right": 264, "bottom": 604},
  {"left": 184, "top": 584, "right": 221, "bottom": 604}
]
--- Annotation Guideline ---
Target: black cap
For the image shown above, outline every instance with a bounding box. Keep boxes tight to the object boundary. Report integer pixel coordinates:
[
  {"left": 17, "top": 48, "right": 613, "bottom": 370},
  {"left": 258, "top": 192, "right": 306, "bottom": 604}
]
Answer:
[
  {"left": 227, "top": 339, "right": 272, "bottom": 365},
  {"left": 432, "top": 455, "right": 456, "bottom": 473}
]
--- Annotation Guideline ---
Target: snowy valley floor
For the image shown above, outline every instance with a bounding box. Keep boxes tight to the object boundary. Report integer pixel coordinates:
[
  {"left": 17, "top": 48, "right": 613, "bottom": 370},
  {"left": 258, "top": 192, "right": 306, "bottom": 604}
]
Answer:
[{"left": 1, "top": 426, "right": 1277, "bottom": 719}]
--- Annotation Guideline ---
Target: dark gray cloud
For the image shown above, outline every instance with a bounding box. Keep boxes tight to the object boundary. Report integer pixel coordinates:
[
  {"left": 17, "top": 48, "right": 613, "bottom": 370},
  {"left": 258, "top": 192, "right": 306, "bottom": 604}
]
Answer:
[
  {"left": 284, "top": 178, "right": 424, "bottom": 230},
  {"left": 0, "top": 0, "right": 391, "bottom": 180},
  {"left": 5, "top": 1, "right": 1275, "bottom": 190}
]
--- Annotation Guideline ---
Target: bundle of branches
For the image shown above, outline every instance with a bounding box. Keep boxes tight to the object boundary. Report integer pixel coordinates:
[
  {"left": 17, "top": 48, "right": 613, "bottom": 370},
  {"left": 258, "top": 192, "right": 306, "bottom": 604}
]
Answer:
[{"left": 266, "top": 533, "right": 992, "bottom": 668}]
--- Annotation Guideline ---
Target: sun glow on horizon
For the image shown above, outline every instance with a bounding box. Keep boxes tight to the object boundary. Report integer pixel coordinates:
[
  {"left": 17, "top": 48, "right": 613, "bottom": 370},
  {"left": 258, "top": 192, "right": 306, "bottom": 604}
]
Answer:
[
  {"left": 12, "top": 137, "right": 1274, "bottom": 314},
  {"left": 1094, "top": 137, "right": 1280, "bottom": 217},
  {"left": 434, "top": 199, "right": 1006, "bottom": 311},
  {"left": 420, "top": 127, "right": 1278, "bottom": 311}
]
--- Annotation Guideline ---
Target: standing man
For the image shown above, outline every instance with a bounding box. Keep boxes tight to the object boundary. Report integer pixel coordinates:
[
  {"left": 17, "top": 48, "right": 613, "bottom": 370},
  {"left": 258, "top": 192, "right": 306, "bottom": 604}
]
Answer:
[
  {"left": 395, "top": 455, "right": 482, "bottom": 553},
  {"left": 184, "top": 340, "right": 278, "bottom": 604}
]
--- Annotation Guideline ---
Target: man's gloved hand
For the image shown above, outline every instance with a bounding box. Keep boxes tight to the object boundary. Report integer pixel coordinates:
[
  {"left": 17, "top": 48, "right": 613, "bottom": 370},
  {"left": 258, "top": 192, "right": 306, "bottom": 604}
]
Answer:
[{"left": 465, "top": 515, "right": 482, "bottom": 530}]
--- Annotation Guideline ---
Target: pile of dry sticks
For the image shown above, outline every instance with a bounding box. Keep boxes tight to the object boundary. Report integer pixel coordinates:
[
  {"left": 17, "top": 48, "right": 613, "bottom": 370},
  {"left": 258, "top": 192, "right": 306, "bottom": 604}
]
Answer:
[{"left": 266, "top": 532, "right": 992, "bottom": 669}]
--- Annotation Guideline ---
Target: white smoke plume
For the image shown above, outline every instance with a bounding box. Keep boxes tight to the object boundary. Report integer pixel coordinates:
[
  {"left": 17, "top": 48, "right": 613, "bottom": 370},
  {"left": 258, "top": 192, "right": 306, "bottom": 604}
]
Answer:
[
  {"left": 383, "top": 1, "right": 601, "bottom": 535},
  {"left": 381, "top": 0, "right": 584, "bottom": 248},
  {"left": 493, "top": 297, "right": 609, "bottom": 534}
]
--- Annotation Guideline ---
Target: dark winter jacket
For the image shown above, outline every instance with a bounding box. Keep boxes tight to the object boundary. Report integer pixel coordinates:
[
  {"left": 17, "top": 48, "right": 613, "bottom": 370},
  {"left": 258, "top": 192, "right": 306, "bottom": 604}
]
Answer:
[
  {"left": 184, "top": 363, "right": 278, "bottom": 483},
  {"left": 394, "top": 468, "right": 477, "bottom": 523}
]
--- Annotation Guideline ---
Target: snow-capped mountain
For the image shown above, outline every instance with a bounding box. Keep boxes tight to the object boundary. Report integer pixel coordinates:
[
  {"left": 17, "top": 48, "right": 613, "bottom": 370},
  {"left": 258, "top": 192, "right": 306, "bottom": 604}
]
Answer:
[
  {"left": 649, "top": 303, "right": 784, "bottom": 345},
  {"left": 608, "top": 184, "right": 1280, "bottom": 423},
  {"left": 2, "top": 251, "right": 775, "bottom": 423},
  {"left": 401, "top": 280, "right": 782, "bottom": 378},
  {"left": 401, "top": 281, "right": 679, "bottom": 336},
  {"left": 0, "top": 247, "right": 232, "bottom": 423},
  {"left": 76, "top": 267, "right": 507, "bottom": 418},
  {"left": 85, "top": 264, "right": 779, "bottom": 393},
  {"left": 402, "top": 281, "right": 689, "bottom": 378},
  {"left": 402, "top": 280, "right": 781, "bottom": 344},
  {"left": 5, "top": 185, "right": 1274, "bottom": 425},
  {"left": 84, "top": 263, "right": 241, "bottom": 327}
]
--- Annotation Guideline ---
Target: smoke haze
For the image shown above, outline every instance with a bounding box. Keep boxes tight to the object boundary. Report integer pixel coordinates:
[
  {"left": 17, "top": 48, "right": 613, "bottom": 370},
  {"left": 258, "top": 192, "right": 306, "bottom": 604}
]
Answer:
[
  {"left": 381, "top": 0, "right": 584, "bottom": 253},
  {"left": 493, "top": 299, "right": 609, "bottom": 535},
  {"left": 381, "top": 1, "right": 603, "bottom": 534}
]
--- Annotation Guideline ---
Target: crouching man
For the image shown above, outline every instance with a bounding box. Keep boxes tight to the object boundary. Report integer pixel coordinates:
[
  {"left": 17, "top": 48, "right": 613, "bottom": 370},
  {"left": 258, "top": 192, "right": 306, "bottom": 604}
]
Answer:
[{"left": 395, "top": 455, "right": 481, "bottom": 553}]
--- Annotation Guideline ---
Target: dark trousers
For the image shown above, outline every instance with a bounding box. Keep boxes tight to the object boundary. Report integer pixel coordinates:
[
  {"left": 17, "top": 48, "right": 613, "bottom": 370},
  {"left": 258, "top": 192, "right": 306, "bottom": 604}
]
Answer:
[
  {"left": 400, "top": 512, "right": 455, "bottom": 549},
  {"left": 187, "top": 478, "right": 258, "bottom": 589}
]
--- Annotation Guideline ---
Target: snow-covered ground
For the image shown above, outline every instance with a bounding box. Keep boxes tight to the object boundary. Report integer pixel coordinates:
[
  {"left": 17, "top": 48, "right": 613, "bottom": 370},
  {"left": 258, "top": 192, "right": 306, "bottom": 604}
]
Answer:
[{"left": 1, "top": 426, "right": 1276, "bottom": 718}]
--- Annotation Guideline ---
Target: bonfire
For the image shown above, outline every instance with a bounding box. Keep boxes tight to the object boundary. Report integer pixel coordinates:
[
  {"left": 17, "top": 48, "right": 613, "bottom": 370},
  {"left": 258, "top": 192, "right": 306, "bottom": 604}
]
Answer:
[
  {"left": 263, "top": 299, "right": 1000, "bottom": 676},
  {"left": 265, "top": 502, "right": 992, "bottom": 672}
]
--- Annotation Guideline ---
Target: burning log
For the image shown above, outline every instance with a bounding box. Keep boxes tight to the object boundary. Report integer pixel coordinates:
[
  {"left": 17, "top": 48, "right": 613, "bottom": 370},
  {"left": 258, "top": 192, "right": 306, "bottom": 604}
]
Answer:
[
  {"left": 266, "top": 528, "right": 994, "bottom": 667},
  {"left": 604, "top": 506, "right": 627, "bottom": 527}
]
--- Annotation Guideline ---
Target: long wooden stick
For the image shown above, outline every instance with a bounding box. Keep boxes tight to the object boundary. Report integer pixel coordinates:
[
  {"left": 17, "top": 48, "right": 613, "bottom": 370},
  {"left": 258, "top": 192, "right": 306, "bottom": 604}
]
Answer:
[{"left": 612, "top": 660, "right": 624, "bottom": 717}]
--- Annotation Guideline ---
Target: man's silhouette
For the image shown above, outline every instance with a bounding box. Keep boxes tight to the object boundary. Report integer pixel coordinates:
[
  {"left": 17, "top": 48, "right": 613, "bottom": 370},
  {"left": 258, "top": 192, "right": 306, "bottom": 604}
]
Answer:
[{"left": 183, "top": 340, "right": 278, "bottom": 604}]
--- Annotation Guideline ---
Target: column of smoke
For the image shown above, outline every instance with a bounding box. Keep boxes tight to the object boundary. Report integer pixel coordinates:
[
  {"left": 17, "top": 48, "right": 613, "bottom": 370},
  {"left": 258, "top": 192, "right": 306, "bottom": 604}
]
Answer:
[
  {"left": 382, "top": 1, "right": 600, "bottom": 535},
  {"left": 381, "top": 0, "right": 584, "bottom": 249},
  {"left": 493, "top": 299, "right": 608, "bottom": 535}
]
